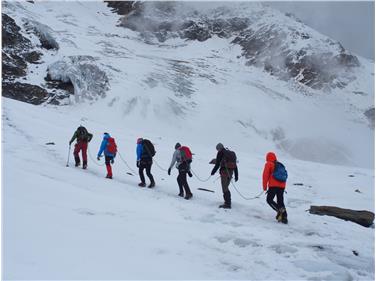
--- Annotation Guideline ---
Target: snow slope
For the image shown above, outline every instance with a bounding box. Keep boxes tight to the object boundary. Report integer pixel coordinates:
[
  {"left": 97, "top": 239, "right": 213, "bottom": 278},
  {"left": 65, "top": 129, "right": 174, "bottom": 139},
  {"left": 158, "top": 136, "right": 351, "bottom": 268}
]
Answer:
[
  {"left": 2, "top": 1, "right": 375, "bottom": 280},
  {"left": 3, "top": 0, "right": 374, "bottom": 168},
  {"left": 3, "top": 96, "right": 374, "bottom": 280}
]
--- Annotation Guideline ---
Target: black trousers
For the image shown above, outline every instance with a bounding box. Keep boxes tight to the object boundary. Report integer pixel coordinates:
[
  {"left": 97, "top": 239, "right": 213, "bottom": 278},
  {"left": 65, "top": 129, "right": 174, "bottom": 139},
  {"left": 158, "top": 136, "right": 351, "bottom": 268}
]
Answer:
[
  {"left": 177, "top": 162, "right": 192, "bottom": 195},
  {"left": 139, "top": 159, "right": 154, "bottom": 184},
  {"left": 266, "top": 187, "right": 285, "bottom": 211}
]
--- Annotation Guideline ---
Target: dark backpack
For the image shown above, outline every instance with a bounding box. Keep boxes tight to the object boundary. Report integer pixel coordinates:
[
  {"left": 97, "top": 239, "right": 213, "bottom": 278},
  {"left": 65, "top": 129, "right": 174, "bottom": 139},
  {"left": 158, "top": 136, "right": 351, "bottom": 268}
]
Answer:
[
  {"left": 77, "top": 126, "right": 88, "bottom": 141},
  {"left": 107, "top": 137, "right": 117, "bottom": 155},
  {"left": 273, "top": 161, "right": 288, "bottom": 182},
  {"left": 221, "top": 149, "right": 237, "bottom": 169},
  {"left": 142, "top": 139, "right": 156, "bottom": 158},
  {"left": 179, "top": 146, "right": 192, "bottom": 163}
]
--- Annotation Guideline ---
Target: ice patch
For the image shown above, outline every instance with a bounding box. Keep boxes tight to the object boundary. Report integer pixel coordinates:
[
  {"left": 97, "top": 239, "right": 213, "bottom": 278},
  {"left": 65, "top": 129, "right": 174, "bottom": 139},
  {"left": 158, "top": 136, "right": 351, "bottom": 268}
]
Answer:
[{"left": 47, "top": 56, "right": 109, "bottom": 103}]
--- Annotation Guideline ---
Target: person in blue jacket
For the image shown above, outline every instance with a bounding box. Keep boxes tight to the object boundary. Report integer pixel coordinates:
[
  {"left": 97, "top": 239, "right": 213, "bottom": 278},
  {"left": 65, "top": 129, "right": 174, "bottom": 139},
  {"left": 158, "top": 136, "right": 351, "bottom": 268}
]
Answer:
[
  {"left": 136, "top": 137, "right": 155, "bottom": 187},
  {"left": 97, "top": 132, "right": 116, "bottom": 179}
]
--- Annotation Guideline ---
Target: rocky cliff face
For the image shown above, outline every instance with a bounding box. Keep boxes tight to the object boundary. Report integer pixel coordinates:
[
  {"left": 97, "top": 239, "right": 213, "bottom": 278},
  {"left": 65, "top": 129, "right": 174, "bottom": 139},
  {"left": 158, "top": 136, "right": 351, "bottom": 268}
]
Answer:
[
  {"left": 115, "top": 2, "right": 360, "bottom": 91},
  {"left": 2, "top": 13, "right": 49, "bottom": 104}
]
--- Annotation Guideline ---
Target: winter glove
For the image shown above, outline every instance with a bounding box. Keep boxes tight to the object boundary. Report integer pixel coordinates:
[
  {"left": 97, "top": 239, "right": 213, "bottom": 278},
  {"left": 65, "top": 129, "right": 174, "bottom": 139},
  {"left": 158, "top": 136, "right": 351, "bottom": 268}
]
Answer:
[
  {"left": 69, "top": 141, "right": 72, "bottom": 146},
  {"left": 136, "top": 161, "right": 140, "bottom": 168},
  {"left": 188, "top": 171, "right": 193, "bottom": 177},
  {"left": 111, "top": 159, "right": 114, "bottom": 164},
  {"left": 235, "top": 175, "right": 238, "bottom": 182},
  {"left": 168, "top": 168, "right": 171, "bottom": 176},
  {"left": 211, "top": 170, "right": 216, "bottom": 176},
  {"left": 97, "top": 156, "right": 101, "bottom": 161}
]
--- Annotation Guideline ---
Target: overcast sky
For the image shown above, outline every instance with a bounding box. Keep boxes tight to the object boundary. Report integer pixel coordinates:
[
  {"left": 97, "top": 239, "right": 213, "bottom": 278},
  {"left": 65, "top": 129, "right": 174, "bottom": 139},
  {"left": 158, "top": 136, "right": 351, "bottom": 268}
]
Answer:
[{"left": 267, "top": 1, "right": 375, "bottom": 60}]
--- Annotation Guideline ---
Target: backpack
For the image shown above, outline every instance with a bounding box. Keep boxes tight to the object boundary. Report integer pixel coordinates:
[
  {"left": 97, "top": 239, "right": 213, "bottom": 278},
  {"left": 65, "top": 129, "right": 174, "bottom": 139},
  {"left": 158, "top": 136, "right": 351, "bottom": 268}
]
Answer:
[
  {"left": 142, "top": 139, "right": 156, "bottom": 158},
  {"left": 179, "top": 146, "right": 192, "bottom": 163},
  {"left": 221, "top": 149, "right": 237, "bottom": 169},
  {"left": 273, "top": 161, "right": 288, "bottom": 182},
  {"left": 107, "top": 137, "right": 117, "bottom": 155},
  {"left": 77, "top": 126, "right": 88, "bottom": 141}
]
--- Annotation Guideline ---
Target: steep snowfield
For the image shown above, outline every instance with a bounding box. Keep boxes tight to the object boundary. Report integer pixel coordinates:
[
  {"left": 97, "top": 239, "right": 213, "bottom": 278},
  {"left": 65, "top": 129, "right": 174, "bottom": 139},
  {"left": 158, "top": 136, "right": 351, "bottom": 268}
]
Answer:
[
  {"left": 3, "top": 97, "right": 374, "bottom": 280},
  {"left": 2, "top": 1, "right": 374, "bottom": 280},
  {"left": 3, "top": 0, "right": 374, "bottom": 167}
]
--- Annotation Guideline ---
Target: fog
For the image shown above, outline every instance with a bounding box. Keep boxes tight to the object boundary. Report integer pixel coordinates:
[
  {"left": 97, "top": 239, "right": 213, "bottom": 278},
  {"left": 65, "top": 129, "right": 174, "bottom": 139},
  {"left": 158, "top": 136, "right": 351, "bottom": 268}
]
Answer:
[{"left": 268, "top": 1, "right": 375, "bottom": 60}]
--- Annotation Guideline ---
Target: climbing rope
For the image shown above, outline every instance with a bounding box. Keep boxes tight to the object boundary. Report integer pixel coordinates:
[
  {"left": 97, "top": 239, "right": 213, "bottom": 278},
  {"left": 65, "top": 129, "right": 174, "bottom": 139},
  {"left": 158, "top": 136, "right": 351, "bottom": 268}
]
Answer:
[
  {"left": 117, "top": 151, "right": 137, "bottom": 174},
  {"left": 223, "top": 166, "right": 265, "bottom": 200},
  {"left": 152, "top": 158, "right": 169, "bottom": 172},
  {"left": 87, "top": 146, "right": 105, "bottom": 166},
  {"left": 190, "top": 168, "right": 212, "bottom": 182}
]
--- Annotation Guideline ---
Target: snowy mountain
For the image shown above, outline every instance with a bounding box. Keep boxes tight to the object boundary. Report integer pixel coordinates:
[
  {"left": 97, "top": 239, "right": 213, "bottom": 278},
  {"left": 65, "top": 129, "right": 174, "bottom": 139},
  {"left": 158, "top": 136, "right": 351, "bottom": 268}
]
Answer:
[{"left": 2, "top": 1, "right": 374, "bottom": 280}]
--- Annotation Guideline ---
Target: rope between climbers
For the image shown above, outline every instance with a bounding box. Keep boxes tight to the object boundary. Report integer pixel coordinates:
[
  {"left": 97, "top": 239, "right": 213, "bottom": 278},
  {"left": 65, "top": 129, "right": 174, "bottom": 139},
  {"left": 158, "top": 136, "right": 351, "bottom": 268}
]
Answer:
[
  {"left": 190, "top": 168, "right": 212, "bottom": 182},
  {"left": 117, "top": 151, "right": 137, "bottom": 174},
  {"left": 87, "top": 147, "right": 105, "bottom": 166}
]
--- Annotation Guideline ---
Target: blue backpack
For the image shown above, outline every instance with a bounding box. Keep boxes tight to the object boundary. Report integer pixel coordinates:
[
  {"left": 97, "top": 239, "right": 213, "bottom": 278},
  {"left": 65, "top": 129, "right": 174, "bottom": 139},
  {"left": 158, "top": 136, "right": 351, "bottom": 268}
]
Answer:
[{"left": 273, "top": 161, "right": 288, "bottom": 182}]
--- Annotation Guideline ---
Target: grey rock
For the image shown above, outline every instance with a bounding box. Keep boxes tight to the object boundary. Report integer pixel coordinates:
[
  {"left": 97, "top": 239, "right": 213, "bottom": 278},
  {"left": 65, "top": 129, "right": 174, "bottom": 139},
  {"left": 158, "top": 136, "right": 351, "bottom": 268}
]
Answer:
[{"left": 309, "top": 205, "right": 374, "bottom": 227}]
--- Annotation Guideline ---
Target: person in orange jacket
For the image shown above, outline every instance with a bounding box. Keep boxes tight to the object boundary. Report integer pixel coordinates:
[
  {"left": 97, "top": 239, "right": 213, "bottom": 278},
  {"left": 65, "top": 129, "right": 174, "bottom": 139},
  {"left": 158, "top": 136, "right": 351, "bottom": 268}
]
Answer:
[{"left": 262, "top": 152, "right": 288, "bottom": 224}]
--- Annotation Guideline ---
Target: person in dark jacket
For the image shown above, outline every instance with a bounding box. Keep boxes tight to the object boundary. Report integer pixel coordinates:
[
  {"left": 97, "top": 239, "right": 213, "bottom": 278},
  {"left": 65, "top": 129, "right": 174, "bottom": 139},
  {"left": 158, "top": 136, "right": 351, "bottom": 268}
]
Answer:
[
  {"left": 69, "top": 126, "right": 93, "bottom": 169},
  {"left": 262, "top": 151, "right": 288, "bottom": 224},
  {"left": 168, "top": 142, "right": 193, "bottom": 199},
  {"left": 97, "top": 133, "right": 116, "bottom": 179},
  {"left": 136, "top": 138, "right": 155, "bottom": 188},
  {"left": 211, "top": 143, "right": 238, "bottom": 209}
]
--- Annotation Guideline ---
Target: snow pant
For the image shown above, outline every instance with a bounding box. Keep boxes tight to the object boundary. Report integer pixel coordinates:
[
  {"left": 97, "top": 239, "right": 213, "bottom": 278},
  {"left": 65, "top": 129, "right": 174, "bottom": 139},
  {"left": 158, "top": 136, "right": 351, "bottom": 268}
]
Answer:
[
  {"left": 266, "top": 187, "right": 285, "bottom": 211},
  {"left": 220, "top": 168, "right": 233, "bottom": 207},
  {"left": 73, "top": 141, "right": 88, "bottom": 166},
  {"left": 139, "top": 159, "right": 154, "bottom": 184},
  {"left": 177, "top": 162, "right": 192, "bottom": 196},
  {"left": 105, "top": 155, "right": 114, "bottom": 177}
]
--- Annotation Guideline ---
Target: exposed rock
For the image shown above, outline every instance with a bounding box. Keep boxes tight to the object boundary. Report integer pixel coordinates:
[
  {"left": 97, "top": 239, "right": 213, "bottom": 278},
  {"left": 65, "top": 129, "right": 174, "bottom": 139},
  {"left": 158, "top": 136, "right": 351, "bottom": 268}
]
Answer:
[
  {"left": 2, "top": 81, "right": 49, "bottom": 105},
  {"left": 105, "top": 1, "right": 142, "bottom": 16},
  {"left": 309, "top": 205, "right": 374, "bottom": 227},
  {"left": 24, "top": 19, "right": 59, "bottom": 50},
  {"left": 118, "top": 2, "right": 360, "bottom": 91},
  {"left": 364, "top": 108, "right": 375, "bottom": 129}
]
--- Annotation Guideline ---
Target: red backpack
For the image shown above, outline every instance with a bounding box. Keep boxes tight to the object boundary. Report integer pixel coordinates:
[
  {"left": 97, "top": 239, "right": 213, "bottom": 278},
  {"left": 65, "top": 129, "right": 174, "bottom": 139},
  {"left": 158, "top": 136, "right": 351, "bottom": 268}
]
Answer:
[
  {"left": 107, "top": 137, "right": 117, "bottom": 155},
  {"left": 179, "top": 146, "right": 192, "bottom": 163}
]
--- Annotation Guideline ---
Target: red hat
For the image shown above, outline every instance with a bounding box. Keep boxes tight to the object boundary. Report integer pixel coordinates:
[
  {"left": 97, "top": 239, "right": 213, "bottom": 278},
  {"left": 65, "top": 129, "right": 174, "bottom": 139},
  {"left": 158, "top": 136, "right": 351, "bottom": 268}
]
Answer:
[{"left": 137, "top": 138, "right": 143, "bottom": 144}]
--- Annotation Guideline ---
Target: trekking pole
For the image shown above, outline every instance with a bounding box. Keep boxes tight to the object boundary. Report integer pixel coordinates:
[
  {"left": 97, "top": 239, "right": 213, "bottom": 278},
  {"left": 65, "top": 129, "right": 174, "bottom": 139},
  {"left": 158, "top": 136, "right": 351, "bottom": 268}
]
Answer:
[{"left": 66, "top": 145, "right": 71, "bottom": 167}]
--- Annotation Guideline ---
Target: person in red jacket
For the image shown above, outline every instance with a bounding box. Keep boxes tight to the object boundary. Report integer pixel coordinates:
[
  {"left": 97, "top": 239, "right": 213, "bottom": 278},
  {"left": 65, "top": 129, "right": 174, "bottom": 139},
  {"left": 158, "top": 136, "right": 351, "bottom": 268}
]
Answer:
[{"left": 262, "top": 152, "right": 288, "bottom": 224}]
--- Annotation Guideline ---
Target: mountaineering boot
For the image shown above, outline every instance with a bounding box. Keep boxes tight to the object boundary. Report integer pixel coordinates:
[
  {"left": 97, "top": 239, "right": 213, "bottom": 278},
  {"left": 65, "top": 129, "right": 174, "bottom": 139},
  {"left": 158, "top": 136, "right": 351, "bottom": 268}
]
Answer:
[
  {"left": 277, "top": 208, "right": 287, "bottom": 223},
  {"left": 178, "top": 193, "right": 184, "bottom": 197},
  {"left": 106, "top": 175, "right": 112, "bottom": 179},
  {"left": 276, "top": 209, "right": 281, "bottom": 221},
  {"left": 219, "top": 204, "right": 231, "bottom": 209},
  {"left": 138, "top": 182, "right": 146, "bottom": 187},
  {"left": 223, "top": 191, "right": 231, "bottom": 209},
  {"left": 82, "top": 161, "right": 87, "bottom": 170},
  {"left": 148, "top": 181, "right": 155, "bottom": 188},
  {"left": 281, "top": 208, "right": 288, "bottom": 224},
  {"left": 184, "top": 193, "right": 193, "bottom": 200},
  {"left": 74, "top": 156, "right": 80, "bottom": 167}
]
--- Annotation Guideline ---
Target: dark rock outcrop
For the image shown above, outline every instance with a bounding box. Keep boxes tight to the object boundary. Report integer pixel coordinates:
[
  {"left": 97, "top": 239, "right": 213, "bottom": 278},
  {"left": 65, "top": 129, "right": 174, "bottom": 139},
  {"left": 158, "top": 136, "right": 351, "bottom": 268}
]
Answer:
[
  {"left": 118, "top": 2, "right": 360, "bottom": 91},
  {"left": 2, "top": 81, "right": 48, "bottom": 105},
  {"left": 364, "top": 107, "right": 375, "bottom": 129},
  {"left": 2, "top": 13, "right": 71, "bottom": 105},
  {"left": 309, "top": 205, "right": 374, "bottom": 227}
]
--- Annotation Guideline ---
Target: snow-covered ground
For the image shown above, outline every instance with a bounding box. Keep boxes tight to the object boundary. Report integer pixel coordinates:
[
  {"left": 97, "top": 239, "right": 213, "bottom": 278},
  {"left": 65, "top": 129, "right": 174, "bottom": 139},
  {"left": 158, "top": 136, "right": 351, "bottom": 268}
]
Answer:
[
  {"left": 3, "top": 98, "right": 374, "bottom": 280},
  {"left": 2, "top": 1, "right": 374, "bottom": 280}
]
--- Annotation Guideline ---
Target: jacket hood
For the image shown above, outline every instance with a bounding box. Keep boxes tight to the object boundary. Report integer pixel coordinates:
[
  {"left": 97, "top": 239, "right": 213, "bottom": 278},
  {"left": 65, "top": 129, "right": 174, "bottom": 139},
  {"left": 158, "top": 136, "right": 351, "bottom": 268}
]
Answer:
[{"left": 266, "top": 152, "right": 277, "bottom": 162}]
